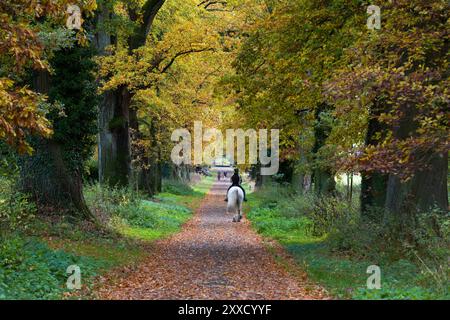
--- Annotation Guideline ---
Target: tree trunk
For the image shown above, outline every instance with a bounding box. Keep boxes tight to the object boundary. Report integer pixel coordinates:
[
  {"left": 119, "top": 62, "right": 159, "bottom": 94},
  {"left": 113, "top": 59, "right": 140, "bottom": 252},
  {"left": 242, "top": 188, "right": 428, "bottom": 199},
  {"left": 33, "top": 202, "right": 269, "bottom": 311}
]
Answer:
[
  {"left": 384, "top": 104, "right": 448, "bottom": 225},
  {"left": 303, "top": 174, "right": 312, "bottom": 193},
  {"left": 131, "top": 114, "right": 163, "bottom": 196},
  {"left": 21, "top": 140, "right": 93, "bottom": 219},
  {"left": 101, "top": 85, "right": 132, "bottom": 187},
  {"left": 136, "top": 155, "right": 161, "bottom": 196},
  {"left": 98, "top": 90, "right": 117, "bottom": 185},
  {"left": 20, "top": 70, "right": 93, "bottom": 220},
  {"left": 182, "top": 165, "right": 191, "bottom": 182},
  {"left": 292, "top": 132, "right": 309, "bottom": 193},
  {"left": 385, "top": 152, "right": 448, "bottom": 221},
  {"left": 96, "top": 3, "right": 132, "bottom": 187},
  {"left": 292, "top": 147, "right": 307, "bottom": 193},
  {"left": 361, "top": 171, "right": 387, "bottom": 214},
  {"left": 312, "top": 103, "right": 336, "bottom": 196},
  {"left": 313, "top": 168, "right": 336, "bottom": 195},
  {"left": 278, "top": 159, "right": 294, "bottom": 183},
  {"left": 360, "top": 99, "right": 388, "bottom": 218},
  {"left": 148, "top": 159, "right": 162, "bottom": 194},
  {"left": 97, "top": 0, "right": 166, "bottom": 187},
  {"left": 291, "top": 171, "right": 305, "bottom": 193}
]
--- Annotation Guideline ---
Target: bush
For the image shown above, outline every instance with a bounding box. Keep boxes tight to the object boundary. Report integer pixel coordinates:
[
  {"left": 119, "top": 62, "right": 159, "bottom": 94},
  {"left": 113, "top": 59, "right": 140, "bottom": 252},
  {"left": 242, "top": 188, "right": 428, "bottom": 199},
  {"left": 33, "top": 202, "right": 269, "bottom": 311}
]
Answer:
[
  {"left": 412, "top": 208, "right": 449, "bottom": 258},
  {"left": 0, "top": 178, "right": 36, "bottom": 231},
  {"left": 247, "top": 183, "right": 449, "bottom": 299},
  {"left": 84, "top": 183, "right": 193, "bottom": 240},
  {"left": 84, "top": 183, "right": 141, "bottom": 219},
  {"left": 306, "top": 196, "right": 358, "bottom": 237}
]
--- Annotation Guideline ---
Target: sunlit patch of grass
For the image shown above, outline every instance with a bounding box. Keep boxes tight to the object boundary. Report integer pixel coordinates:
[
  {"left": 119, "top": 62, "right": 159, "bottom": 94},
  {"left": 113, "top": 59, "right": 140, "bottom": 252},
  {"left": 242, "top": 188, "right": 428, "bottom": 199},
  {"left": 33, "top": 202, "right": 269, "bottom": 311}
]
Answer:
[
  {"left": 112, "top": 200, "right": 193, "bottom": 241},
  {"left": 157, "top": 176, "right": 215, "bottom": 210},
  {"left": 111, "top": 177, "right": 215, "bottom": 242},
  {"left": 111, "top": 176, "right": 214, "bottom": 242},
  {"left": 44, "top": 238, "right": 145, "bottom": 266},
  {"left": 119, "top": 226, "right": 165, "bottom": 242}
]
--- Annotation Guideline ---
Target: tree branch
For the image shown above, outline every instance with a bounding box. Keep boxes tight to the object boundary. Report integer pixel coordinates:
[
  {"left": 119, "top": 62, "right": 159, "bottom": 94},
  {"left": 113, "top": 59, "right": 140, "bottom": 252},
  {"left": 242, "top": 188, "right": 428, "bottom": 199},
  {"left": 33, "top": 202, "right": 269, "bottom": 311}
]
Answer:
[
  {"left": 198, "top": 0, "right": 229, "bottom": 11},
  {"left": 159, "top": 48, "right": 215, "bottom": 74}
]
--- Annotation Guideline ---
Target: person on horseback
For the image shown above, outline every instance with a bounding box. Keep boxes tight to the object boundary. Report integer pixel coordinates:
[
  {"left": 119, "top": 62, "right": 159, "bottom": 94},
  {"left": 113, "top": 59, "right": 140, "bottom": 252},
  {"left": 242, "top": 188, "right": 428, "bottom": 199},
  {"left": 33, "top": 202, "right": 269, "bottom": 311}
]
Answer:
[{"left": 224, "top": 168, "right": 248, "bottom": 202}]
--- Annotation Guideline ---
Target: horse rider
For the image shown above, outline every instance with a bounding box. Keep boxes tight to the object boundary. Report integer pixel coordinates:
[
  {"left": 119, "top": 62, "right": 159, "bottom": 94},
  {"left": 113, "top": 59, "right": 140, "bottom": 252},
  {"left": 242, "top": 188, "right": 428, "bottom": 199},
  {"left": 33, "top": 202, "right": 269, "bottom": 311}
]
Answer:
[{"left": 224, "top": 168, "right": 248, "bottom": 202}]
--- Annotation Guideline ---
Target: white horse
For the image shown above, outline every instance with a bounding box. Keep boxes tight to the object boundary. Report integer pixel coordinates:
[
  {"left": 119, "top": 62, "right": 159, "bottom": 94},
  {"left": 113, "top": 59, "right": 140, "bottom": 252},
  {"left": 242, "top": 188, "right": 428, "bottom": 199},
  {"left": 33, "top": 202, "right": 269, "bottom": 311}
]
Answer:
[{"left": 227, "top": 186, "right": 244, "bottom": 222}]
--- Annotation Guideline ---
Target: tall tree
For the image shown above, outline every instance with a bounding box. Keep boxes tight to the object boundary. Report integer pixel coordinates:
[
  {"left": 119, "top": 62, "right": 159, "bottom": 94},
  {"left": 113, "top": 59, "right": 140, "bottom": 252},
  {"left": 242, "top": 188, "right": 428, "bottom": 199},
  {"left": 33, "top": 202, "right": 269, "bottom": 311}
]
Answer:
[
  {"left": 1, "top": 0, "right": 100, "bottom": 218},
  {"left": 21, "top": 46, "right": 99, "bottom": 219},
  {"left": 97, "top": 0, "right": 226, "bottom": 194},
  {"left": 0, "top": 0, "right": 76, "bottom": 153},
  {"left": 97, "top": 0, "right": 166, "bottom": 187},
  {"left": 327, "top": 0, "right": 449, "bottom": 224},
  {"left": 228, "top": 0, "right": 363, "bottom": 189}
]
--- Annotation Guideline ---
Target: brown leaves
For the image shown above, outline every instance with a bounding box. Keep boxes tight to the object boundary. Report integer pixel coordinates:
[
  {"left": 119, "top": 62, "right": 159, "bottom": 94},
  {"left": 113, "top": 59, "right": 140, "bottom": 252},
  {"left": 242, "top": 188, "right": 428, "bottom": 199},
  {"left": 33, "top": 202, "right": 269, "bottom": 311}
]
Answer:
[
  {"left": 0, "top": 78, "right": 52, "bottom": 153},
  {"left": 96, "top": 182, "right": 328, "bottom": 300},
  {"left": 0, "top": 0, "right": 94, "bottom": 152}
]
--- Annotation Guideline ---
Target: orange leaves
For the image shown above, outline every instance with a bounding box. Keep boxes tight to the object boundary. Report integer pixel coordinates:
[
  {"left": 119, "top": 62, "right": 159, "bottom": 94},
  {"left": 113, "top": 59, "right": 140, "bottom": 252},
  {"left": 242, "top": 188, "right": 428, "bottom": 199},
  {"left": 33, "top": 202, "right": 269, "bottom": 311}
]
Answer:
[
  {"left": 0, "top": 0, "right": 85, "bottom": 152},
  {"left": 97, "top": 184, "right": 327, "bottom": 300},
  {"left": 0, "top": 78, "right": 52, "bottom": 153}
]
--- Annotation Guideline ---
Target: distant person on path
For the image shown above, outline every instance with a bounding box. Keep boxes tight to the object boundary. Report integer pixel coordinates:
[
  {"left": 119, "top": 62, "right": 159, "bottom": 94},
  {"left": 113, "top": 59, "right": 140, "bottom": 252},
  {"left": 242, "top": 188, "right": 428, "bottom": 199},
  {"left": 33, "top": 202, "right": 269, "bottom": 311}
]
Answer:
[{"left": 224, "top": 168, "right": 248, "bottom": 202}]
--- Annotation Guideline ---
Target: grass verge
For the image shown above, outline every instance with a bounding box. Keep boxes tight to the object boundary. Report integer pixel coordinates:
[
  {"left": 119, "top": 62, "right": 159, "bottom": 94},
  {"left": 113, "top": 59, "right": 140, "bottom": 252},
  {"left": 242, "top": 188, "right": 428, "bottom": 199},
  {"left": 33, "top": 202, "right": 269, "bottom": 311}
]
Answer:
[
  {"left": 0, "top": 175, "right": 213, "bottom": 299},
  {"left": 246, "top": 185, "right": 449, "bottom": 300}
]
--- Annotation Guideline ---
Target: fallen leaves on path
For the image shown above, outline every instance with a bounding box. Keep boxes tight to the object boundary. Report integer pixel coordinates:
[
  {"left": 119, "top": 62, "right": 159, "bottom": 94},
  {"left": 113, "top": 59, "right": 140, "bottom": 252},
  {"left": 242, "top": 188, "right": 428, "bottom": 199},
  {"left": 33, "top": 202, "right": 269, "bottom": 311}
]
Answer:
[{"left": 96, "top": 181, "right": 329, "bottom": 300}]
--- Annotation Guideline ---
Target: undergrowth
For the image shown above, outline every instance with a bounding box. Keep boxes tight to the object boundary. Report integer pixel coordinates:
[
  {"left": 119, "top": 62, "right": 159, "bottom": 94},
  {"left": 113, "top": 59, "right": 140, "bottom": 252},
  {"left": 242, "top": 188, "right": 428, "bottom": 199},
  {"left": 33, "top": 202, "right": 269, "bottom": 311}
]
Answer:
[
  {"left": 0, "top": 175, "right": 212, "bottom": 299},
  {"left": 246, "top": 183, "right": 449, "bottom": 300}
]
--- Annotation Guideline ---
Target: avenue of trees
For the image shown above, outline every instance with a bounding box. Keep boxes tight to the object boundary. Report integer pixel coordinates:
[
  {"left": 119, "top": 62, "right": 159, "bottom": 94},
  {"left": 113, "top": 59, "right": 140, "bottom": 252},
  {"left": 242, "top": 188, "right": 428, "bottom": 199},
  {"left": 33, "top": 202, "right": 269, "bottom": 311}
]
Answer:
[
  {"left": 1, "top": 0, "right": 448, "bottom": 235},
  {"left": 226, "top": 0, "right": 448, "bottom": 228}
]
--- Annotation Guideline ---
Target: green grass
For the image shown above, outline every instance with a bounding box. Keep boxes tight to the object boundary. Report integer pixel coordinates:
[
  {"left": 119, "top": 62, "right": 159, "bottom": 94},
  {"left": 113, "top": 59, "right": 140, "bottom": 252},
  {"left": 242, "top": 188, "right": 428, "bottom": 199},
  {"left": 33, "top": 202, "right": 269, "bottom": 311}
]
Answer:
[
  {"left": 156, "top": 176, "right": 215, "bottom": 210},
  {"left": 285, "top": 242, "right": 445, "bottom": 299},
  {"left": 114, "top": 200, "right": 193, "bottom": 241},
  {"left": 0, "top": 235, "right": 112, "bottom": 300},
  {"left": 0, "top": 175, "right": 213, "bottom": 300},
  {"left": 246, "top": 185, "right": 449, "bottom": 300}
]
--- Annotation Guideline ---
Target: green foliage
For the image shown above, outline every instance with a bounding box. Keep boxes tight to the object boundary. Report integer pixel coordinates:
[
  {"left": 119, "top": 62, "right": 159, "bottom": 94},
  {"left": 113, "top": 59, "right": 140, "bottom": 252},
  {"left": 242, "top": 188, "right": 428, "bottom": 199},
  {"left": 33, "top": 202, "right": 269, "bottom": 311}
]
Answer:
[
  {"left": 307, "top": 196, "right": 359, "bottom": 237},
  {"left": 108, "top": 117, "right": 127, "bottom": 131},
  {"left": 246, "top": 184, "right": 450, "bottom": 300},
  {"left": 228, "top": 0, "right": 365, "bottom": 167},
  {"left": 0, "top": 143, "right": 18, "bottom": 178},
  {"left": 0, "top": 235, "right": 109, "bottom": 300},
  {"left": 248, "top": 207, "right": 313, "bottom": 244},
  {"left": 47, "top": 45, "right": 99, "bottom": 171},
  {"left": 162, "top": 179, "right": 196, "bottom": 196},
  {"left": 84, "top": 183, "right": 142, "bottom": 217},
  {"left": 0, "top": 177, "right": 211, "bottom": 300},
  {"left": 84, "top": 179, "right": 212, "bottom": 242},
  {"left": 117, "top": 200, "right": 190, "bottom": 230},
  {"left": 83, "top": 158, "right": 99, "bottom": 183},
  {"left": 288, "top": 242, "right": 448, "bottom": 300},
  {"left": 0, "top": 178, "right": 36, "bottom": 231}
]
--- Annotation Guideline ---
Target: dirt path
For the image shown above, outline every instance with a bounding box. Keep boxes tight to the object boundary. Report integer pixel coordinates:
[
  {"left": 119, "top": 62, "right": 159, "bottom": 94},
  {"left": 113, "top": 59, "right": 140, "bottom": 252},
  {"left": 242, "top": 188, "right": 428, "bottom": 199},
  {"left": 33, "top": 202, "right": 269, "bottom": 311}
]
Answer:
[{"left": 97, "top": 181, "right": 327, "bottom": 300}]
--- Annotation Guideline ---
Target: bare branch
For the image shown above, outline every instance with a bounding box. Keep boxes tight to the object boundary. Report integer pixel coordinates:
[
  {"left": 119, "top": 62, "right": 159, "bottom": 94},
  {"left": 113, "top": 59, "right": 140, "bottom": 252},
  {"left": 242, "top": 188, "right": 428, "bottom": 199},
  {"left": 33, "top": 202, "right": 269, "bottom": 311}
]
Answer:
[
  {"left": 159, "top": 48, "right": 215, "bottom": 74},
  {"left": 198, "top": 0, "right": 228, "bottom": 11}
]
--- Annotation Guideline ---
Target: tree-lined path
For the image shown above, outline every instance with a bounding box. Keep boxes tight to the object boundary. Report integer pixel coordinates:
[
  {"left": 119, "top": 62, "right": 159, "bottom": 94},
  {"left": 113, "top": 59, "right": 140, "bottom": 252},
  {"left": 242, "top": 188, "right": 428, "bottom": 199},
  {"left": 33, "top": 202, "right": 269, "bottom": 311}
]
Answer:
[{"left": 97, "top": 181, "right": 327, "bottom": 300}]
